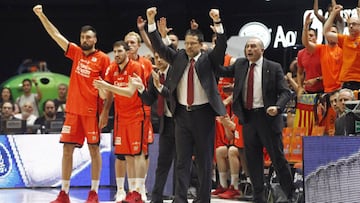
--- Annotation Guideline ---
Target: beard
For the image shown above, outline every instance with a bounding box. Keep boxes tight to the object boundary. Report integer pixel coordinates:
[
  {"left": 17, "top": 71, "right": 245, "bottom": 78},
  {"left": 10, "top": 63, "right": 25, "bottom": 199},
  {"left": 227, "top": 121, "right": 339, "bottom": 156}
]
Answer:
[
  {"left": 46, "top": 112, "right": 55, "bottom": 118},
  {"left": 115, "top": 57, "right": 125, "bottom": 65},
  {"left": 81, "top": 43, "right": 93, "bottom": 51}
]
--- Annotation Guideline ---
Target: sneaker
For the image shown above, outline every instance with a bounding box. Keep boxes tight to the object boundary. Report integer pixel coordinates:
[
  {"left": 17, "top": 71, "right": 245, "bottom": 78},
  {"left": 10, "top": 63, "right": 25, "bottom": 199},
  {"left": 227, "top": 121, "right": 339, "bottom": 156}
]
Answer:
[
  {"left": 85, "top": 190, "right": 99, "bottom": 203},
  {"left": 218, "top": 185, "right": 242, "bottom": 199},
  {"left": 140, "top": 191, "right": 147, "bottom": 201},
  {"left": 211, "top": 185, "right": 227, "bottom": 197},
  {"left": 122, "top": 191, "right": 144, "bottom": 203},
  {"left": 115, "top": 190, "right": 127, "bottom": 202},
  {"left": 50, "top": 190, "right": 70, "bottom": 203}
]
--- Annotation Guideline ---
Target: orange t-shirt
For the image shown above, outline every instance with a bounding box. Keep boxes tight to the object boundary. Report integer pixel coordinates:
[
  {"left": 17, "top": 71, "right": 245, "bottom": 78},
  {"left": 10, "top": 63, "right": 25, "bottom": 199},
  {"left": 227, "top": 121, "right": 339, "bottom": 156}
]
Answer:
[
  {"left": 337, "top": 34, "right": 360, "bottom": 82},
  {"left": 316, "top": 44, "right": 342, "bottom": 93},
  {"left": 105, "top": 60, "right": 145, "bottom": 124},
  {"left": 65, "top": 43, "right": 110, "bottom": 116}
]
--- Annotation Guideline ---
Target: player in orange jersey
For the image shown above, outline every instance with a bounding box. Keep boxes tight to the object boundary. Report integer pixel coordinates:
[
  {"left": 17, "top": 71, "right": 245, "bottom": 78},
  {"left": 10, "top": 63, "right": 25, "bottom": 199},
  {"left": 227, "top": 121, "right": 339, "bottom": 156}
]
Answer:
[
  {"left": 124, "top": 31, "right": 154, "bottom": 201},
  {"left": 93, "top": 40, "right": 147, "bottom": 203},
  {"left": 33, "top": 4, "right": 110, "bottom": 203}
]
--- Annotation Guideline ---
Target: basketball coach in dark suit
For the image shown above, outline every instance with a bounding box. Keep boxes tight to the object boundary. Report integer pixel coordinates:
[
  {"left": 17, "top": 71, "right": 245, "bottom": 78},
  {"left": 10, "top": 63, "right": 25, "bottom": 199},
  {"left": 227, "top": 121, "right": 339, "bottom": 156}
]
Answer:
[
  {"left": 131, "top": 52, "right": 176, "bottom": 203},
  {"left": 217, "top": 37, "right": 294, "bottom": 203},
  {"left": 146, "top": 7, "right": 232, "bottom": 203}
]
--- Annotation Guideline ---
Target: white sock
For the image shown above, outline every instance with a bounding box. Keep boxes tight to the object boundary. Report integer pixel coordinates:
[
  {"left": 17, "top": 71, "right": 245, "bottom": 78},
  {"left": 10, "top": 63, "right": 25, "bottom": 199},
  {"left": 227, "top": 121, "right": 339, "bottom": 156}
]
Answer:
[
  {"left": 135, "top": 178, "right": 146, "bottom": 200},
  {"left": 91, "top": 180, "right": 99, "bottom": 193},
  {"left": 116, "top": 177, "right": 125, "bottom": 192},
  {"left": 219, "top": 172, "right": 228, "bottom": 188},
  {"left": 61, "top": 180, "right": 70, "bottom": 194},
  {"left": 135, "top": 178, "right": 145, "bottom": 192},
  {"left": 231, "top": 174, "right": 239, "bottom": 190},
  {"left": 128, "top": 178, "right": 136, "bottom": 191}
]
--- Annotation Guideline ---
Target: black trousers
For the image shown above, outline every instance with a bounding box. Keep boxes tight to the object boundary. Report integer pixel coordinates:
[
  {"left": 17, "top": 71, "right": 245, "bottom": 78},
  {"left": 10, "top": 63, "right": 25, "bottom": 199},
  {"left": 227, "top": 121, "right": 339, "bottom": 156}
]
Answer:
[
  {"left": 242, "top": 108, "right": 293, "bottom": 203},
  {"left": 151, "top": 116, "right": 176, "bottom": 203},
  {"left": 174, "top": 104, "right": 215, "bottom": 203}
]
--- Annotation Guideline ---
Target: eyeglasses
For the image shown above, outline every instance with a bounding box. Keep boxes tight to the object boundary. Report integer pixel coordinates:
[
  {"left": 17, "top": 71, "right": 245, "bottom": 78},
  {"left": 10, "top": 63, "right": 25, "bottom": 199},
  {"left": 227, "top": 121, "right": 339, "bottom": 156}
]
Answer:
[{"left": 348, "top": 22, "right": 360, "bottom": 27}]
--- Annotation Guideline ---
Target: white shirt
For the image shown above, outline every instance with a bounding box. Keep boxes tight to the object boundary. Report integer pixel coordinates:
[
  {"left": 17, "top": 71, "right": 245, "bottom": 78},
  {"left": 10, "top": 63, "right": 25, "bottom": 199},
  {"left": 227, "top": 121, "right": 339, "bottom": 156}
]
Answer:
[
  {"left": 177, "top": 54, "right": 209, "bottom": 106},
  {"left": 243, "top": 57, "right": 264, "bottom": 109},
  {"left": 14, "top": 113, "right": 37, "bottom": 126}
]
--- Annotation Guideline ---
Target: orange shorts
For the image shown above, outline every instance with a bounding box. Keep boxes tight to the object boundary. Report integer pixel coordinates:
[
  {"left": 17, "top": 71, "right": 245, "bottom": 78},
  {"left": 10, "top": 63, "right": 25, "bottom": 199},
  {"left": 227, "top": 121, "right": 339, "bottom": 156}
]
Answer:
[
  {"left": 214, "top": 119, "right": 228, "bottom": 148},
  {"left": 233, "top": 115, "right": 244, "bottom": 148},
  {"left": 113, "top": 121, "right": 148, "bottom": 155},
  {"left": 60, "top": 112, "right": 100, "bottom": 147},
  {"left": 144, "top": 115, "right": 154, "bottom": 144}
]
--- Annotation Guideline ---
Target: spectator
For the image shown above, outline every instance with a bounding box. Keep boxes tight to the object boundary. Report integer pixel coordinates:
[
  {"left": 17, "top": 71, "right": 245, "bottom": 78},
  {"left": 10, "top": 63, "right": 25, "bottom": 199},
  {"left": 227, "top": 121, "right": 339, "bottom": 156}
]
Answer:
[
  {"left": 302, "top": 12, "right": 342, "bottom": 93},
  {"left": 324, "top": 4, "right": 360, "bottom": 90},
  {"left": 329, "top": 90, "right": 340, "bottom": 116},
  {"left": 14, "top": 101, "right": 37, "bottom": 126},
  {"left": 0, "top": 87, "right": 20, "bottom": 114},
  {"left": 1, "top": 101, "right": 17, "bottom": 121},
  {"left": 53, "top": 83, "right": 68, "bottom": 117},
  {"left": 313, "top": 0, "right": 345, "bottom": 33},
  {"left": 35, "top": 99, "right": 64, "bottom": 126},
  {"left": 297, "top": 26, "right": 324, "bottom": 98},
  {"left": 335, "top": 88, "right": 356, "bottom": 135},
  {"left": 15, "top": 78, "right": 42, "bottom": 118},
  {"left": 337, "top": 88, "right": 355, "bottom": 117}
]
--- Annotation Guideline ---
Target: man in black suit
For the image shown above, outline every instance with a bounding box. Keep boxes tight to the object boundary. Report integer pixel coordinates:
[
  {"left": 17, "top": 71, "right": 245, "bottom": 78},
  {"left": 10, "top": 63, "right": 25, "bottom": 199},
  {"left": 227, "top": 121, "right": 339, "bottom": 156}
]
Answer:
[
  {"left": 131, "top": 52, "right": 176, "bottom": 203},
  {"left": 217, "top": 37, "right": 294, "bottom": 203},
  {"left": 146, "top": 7, "right": 232, "bottom": 203}
]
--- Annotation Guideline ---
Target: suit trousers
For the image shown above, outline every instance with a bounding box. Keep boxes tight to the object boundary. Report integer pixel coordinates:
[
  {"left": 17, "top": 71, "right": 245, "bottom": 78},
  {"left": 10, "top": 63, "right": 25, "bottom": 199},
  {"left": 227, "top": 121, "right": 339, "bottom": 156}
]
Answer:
[
  {"left": 151, "top": 116, "right": 176, "bottom": 202},
  {"left": 174, "top": 104, "right": 215, "bottom": 203},
  {"left": 242, "top": 108, "right": 293, "bottom": 203}
]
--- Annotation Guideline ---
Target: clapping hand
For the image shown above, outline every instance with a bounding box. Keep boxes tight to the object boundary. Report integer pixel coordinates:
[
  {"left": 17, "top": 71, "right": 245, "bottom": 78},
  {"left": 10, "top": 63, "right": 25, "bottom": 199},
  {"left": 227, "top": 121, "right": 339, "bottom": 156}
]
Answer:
[
  {"left": 129, "top": 73, "right": 144, "bottom": 91},
  {"left": 151, "top": 69, "right": 162, "bottom": 89},
  {"left": 93, "top": 78, "right": 109, "bottom": 91}
]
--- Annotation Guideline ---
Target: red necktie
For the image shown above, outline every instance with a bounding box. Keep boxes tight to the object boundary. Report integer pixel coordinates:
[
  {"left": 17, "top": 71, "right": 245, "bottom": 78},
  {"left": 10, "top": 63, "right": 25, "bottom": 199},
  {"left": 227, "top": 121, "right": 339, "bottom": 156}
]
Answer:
[
  {"left": 187, "top": 58, "right": 195, "bottom": 106},
  {"left": 157, "top": 73, "right": 165, "bottom": 116},
  {"left": 246, "top": 63, "right": 256, "bottom": 110}
]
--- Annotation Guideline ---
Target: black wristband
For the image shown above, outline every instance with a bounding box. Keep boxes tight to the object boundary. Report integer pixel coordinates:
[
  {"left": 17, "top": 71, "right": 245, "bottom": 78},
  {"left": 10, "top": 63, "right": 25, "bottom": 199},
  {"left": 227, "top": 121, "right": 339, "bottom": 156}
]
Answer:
[{"left": 214, "top": 21, "right": 222, "bottom": 24}]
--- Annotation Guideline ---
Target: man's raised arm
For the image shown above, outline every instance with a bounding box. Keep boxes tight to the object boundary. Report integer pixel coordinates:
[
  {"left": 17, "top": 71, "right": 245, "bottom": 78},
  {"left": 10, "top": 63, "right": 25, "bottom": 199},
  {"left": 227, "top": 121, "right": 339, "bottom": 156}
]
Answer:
[{"left": 33, "top": 5, "right": 69, "bottom": 51}]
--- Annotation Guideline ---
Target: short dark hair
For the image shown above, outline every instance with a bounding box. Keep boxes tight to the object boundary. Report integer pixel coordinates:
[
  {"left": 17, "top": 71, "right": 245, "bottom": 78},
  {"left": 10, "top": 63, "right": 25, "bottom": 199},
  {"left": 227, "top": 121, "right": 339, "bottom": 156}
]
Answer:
[
  {"left": 309, "top": 28, "right": 318, "bottom": 36},
  {"left": 113, "top": 40, "right": 130, "bottom": 51},
  {"left": 185, "top": 29, "right": 204, "bottom": 43},
  {"left": 80, "top": 25, "right": 97, "bottom": 36},
  {"left": 22, "top": 78, "right": 32, "bottom": 86},
  {"left": 1, "top": 101, "right": 15, "bottom": 111},
  {"left": 329, "top": 89, "right": 340, "bottom": 97},
  {"left": 42, "top": 99, "right": 55, "bottom": 111}
]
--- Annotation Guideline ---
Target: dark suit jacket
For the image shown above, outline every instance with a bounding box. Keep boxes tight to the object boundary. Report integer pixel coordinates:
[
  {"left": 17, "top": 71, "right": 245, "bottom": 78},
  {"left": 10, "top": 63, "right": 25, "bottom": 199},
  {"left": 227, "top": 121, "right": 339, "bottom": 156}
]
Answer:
[
  {"left": 217, "top": 58, "right": 291, "bottom": 131},
  {"left": 140, "top": 73, "right": 172, "bottom": 135},
  {"left": 148, "top": 30, "right": 227, "bottom": 116}
]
